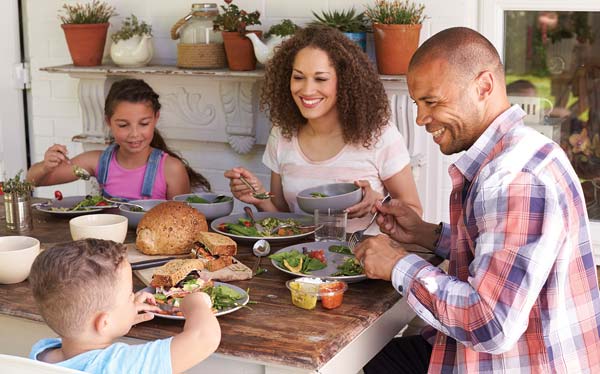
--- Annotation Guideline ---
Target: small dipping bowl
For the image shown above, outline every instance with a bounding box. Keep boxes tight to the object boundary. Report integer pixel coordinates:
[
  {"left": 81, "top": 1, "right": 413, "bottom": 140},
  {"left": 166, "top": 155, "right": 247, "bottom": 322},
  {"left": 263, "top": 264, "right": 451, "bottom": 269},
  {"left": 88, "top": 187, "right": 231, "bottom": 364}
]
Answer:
[
  {"left": 69, "top": 214, "right": 128, "bottom": 243},
  {"left": 286, "top": 277, "right": 348, "bottom": 310},
  {"left": 0, "top": 236, "right": 40, "bottom": 284}
]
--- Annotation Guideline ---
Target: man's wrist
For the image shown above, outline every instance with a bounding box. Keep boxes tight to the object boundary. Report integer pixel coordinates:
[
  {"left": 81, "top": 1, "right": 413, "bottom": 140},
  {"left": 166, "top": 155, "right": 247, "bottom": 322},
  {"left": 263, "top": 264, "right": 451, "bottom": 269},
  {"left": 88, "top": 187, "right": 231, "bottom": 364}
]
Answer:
[{"left": 432, "top": 222, "right": 443, "bottom": 248}]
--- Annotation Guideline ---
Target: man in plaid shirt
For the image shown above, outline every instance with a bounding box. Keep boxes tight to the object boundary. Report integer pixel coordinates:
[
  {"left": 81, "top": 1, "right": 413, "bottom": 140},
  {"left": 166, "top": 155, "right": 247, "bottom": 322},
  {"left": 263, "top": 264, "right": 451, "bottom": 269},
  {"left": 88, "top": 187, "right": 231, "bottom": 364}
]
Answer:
[{"left": 355, "top": 27, "right": 600, "bottom": 373}]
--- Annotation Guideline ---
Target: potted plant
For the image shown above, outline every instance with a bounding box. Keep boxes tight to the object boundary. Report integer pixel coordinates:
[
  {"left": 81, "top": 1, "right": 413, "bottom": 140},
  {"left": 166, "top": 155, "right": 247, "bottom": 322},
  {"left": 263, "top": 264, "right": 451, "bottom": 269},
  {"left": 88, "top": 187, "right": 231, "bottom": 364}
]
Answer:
[
  {"left": 59, "top": 0, "right": 117, "bottom": 66},
  {"left": 110, "top": 15, "right": 154, "bottom": 67},
  {"left": 365, "top": 0, "right": 426, "bottom": 75},
  {"left": 248, "top": 19, "right": 299, "bottom": 64},
  {"left": 3, "top": 170, "right": 34, "bottom": 232},
  {"left": 311, "top": 8, "right": 369, "bottom": 51},
  {"left": 213, "top": 0, "right": 262, "bottom": 71}
]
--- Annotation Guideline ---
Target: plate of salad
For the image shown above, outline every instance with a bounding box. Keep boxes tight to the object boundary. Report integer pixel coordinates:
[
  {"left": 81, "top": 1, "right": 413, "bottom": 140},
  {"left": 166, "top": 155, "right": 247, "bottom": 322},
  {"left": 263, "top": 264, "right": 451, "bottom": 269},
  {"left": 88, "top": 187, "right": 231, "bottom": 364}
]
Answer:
[
  {"left": 211, "top": 212, "right": 315, "bottom": 243},
  {"left": 141, "top": 281, "right": 249, "bottom": 320},
  {"left": 269, "top": 240, "right": 366, "bottom": 283},
  {"left": 33, "top": 195, "right": 119, "bottom": 216}
]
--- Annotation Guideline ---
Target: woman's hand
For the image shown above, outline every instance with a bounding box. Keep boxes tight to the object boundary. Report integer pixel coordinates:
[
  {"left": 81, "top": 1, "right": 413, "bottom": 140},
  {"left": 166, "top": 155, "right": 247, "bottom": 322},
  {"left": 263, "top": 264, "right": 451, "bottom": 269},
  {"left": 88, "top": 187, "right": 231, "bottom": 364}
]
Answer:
[
  {"left": 133, "top": 290, "right": 161, "bottom": 324},
  {"left": 42, "top": 144, "right": 71, "bottom": 173},
  {"left": 345, "top": 180, "right": 384, "bottom": 219},
  {"left": 224, "top": 167, "right": 269, "bottom": 205}
]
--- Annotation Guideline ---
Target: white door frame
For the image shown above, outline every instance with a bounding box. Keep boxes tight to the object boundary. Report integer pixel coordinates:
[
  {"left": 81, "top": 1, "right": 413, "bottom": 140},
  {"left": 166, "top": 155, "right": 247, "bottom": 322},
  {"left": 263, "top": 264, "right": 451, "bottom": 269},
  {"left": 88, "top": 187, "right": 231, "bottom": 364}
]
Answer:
[{"left": 0, "top": 0, "right": 28, "bottom": 178}]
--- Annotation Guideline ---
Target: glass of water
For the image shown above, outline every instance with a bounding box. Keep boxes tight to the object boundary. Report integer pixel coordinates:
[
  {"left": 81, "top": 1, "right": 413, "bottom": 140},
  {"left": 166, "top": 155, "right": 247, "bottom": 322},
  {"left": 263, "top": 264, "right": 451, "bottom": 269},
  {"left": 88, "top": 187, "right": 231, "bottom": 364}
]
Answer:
[{"left": 314, "top": 209, "right": 347, "bottom": 242}]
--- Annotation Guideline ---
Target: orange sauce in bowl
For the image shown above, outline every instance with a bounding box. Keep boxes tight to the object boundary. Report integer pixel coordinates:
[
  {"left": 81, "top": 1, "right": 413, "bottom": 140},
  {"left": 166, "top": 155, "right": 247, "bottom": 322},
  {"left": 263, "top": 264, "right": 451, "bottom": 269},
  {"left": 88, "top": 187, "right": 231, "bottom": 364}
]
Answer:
[{"left": 319, "top": 281, "right": 346, "bottom": 309}]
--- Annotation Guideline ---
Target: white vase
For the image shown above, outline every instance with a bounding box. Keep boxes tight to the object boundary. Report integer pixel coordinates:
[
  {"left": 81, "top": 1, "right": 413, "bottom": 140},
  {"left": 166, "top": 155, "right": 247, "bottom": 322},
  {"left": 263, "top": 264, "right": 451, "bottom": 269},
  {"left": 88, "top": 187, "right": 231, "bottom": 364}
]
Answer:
[{"left": 110, "top": 34, "right": 154, "bottom": 67}]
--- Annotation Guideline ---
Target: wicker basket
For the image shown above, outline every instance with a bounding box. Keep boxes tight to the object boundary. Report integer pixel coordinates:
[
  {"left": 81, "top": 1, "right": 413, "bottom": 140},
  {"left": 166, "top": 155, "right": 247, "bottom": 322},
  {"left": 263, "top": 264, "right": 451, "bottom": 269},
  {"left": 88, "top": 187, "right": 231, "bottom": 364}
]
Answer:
[{"left": 177, "top": 43, "right": 226, "bottom": 69}]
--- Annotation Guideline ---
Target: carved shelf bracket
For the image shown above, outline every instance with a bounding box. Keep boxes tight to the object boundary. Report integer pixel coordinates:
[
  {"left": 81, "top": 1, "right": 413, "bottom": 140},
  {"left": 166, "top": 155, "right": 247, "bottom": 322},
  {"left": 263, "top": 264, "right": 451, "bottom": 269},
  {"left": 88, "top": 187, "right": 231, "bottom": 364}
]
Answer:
[
  {"left": 160, "top": 87, "right": 216, "bottom": 127},
  {"left": 220, "top": 81, "right": 257, "bottom": 154}
]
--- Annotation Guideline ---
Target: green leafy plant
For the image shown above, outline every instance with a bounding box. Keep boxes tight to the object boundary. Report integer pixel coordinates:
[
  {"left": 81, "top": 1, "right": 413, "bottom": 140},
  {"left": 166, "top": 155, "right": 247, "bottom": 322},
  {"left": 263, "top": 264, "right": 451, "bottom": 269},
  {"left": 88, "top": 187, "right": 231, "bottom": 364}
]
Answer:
[
  {"left": 59, "top": 0, "right": 117, "bottom": 24},
  {"left": 364, "top": 0, "right": 426, "bottom": 25},
  {"left": 111, "top": 15, "right": 152, "bottom": 43},
  {"left": 213, "top": 0, "right": 261, "bottom": 34},
  {"left": 311, "top": 8, "right": 368, "bottom": 33},
  {"left": 3, "top": 170, "right": 34, "bottom": 197},
  {"left": 265, "top": 19, "right": 299, "bottom": 38}
]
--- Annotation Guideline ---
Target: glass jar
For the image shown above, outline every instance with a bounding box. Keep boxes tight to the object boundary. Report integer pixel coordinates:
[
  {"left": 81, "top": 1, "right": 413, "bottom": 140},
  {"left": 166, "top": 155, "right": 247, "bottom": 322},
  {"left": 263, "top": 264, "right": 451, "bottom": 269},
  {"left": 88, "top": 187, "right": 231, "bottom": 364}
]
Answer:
[{"left": 180, "top": 3, "right": 222, "bottom": 45}]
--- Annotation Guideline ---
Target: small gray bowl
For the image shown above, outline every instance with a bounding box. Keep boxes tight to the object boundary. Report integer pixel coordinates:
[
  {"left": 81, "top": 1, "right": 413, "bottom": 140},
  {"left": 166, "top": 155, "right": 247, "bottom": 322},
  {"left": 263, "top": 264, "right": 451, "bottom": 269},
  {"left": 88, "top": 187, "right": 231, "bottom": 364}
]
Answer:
[
  {"left": 118, "top": 199, "right": 167, "bottom": 229},
  {"left": 296, "top": 183, "right": 362, "bottom": 214},
  {"left": 173, "top": 193, "right": 234, "bottom": 220}
]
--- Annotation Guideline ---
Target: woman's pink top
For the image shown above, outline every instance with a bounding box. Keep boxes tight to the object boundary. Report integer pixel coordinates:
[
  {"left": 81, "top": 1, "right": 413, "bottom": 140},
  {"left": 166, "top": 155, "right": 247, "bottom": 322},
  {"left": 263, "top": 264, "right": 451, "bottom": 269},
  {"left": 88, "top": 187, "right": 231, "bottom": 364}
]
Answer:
[{"left": 101, "top": 152, "right": 168, "bottom": 200}]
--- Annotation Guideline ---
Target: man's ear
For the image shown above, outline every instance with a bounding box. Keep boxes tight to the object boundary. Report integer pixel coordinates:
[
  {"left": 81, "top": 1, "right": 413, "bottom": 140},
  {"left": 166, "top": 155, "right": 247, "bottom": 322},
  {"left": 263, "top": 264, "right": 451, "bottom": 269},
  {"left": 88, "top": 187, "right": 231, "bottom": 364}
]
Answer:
[
  {"left": 475, "top": 70, "right": 494, "bottom": 100},
  {"left": 92, "top": 311, "right": 110, "bottom": 335}
]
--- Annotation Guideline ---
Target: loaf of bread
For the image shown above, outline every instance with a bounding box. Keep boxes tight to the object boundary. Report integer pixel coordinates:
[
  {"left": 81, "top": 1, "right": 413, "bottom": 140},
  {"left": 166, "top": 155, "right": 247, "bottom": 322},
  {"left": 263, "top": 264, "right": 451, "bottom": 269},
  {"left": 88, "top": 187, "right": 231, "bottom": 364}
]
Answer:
[
  {"left": 150, "top": 259, "right": 206, "bottom": 289},
  {"left": 136, "top": 201, "right": 208, "bottom": 255}
]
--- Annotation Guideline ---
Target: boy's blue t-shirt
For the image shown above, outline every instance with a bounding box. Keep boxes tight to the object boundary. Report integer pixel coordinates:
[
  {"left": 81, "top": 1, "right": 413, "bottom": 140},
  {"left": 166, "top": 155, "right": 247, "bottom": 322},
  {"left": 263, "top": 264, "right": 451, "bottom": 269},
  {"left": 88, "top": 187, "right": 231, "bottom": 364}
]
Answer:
[{"left": 30, "top": 337, "right": 173, "bottom": 374}]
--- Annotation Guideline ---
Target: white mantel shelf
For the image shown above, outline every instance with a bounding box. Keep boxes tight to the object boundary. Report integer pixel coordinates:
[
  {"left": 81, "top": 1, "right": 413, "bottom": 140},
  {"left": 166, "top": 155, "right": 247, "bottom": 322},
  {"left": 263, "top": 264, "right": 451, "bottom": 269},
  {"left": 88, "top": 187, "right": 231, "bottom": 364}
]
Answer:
[
  {"left": 39, "top": 64, "right": 409, "bottom": 154},
  {"left": 40, "top": 64, "right": 408, "bottom": 82}
]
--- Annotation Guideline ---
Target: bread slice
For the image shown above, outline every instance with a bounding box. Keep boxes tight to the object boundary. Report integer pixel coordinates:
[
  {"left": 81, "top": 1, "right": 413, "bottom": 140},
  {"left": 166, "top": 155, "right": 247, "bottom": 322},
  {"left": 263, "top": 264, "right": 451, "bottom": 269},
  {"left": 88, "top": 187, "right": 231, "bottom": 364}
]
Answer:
[
  {"left": 150, "top": 259, "right": 205, "bottom": 289},
  {"left": 198, "top": 255, "right": 234, "bottom": 272},
  {"left": 196, "top": 232, "right": 237, "bottom": 256}
]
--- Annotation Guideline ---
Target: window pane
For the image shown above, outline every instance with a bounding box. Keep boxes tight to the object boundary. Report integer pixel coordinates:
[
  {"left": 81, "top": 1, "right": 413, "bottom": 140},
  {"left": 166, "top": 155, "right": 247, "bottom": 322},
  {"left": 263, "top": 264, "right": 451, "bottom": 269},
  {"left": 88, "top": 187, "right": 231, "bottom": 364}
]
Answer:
[{"left": 504, "top": 10, "right": 600, "bottom": 221}]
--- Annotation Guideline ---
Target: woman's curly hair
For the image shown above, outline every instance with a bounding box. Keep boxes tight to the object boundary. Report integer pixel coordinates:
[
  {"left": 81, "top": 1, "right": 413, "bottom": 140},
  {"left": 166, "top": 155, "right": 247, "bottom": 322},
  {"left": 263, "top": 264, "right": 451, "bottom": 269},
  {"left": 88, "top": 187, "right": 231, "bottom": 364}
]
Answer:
[{"left": 260, "top": 25, "right": 390, "bottom": 148}]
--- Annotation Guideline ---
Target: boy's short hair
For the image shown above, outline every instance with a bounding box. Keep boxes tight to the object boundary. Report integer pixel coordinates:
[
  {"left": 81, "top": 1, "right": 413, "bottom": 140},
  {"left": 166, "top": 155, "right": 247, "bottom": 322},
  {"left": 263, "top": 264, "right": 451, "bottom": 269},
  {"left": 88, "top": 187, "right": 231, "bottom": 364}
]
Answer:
[{"left": 29, "top": 239, "right": 127, "bottom": 337}]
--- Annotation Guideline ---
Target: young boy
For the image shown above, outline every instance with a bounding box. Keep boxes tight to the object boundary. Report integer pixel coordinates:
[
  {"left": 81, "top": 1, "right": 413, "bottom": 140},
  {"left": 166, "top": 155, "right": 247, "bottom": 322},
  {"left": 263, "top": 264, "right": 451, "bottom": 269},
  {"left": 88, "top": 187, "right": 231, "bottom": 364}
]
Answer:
[{"left": 28, "top": 238, "right": 221, "bottom": 374}]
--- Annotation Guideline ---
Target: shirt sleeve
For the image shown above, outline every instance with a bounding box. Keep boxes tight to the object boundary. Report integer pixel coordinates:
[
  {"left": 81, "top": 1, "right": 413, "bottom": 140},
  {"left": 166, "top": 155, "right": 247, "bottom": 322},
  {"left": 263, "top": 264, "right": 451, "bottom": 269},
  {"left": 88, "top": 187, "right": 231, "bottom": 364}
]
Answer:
[
  {"left": 100, "top": 338, "right": 173, "bottom": 374},
  {"left": 262, "top": 127, "right": 281, "bottom": 174},
  {"left": 375, "top": 123, "right": 411, "bottom": 180},
  {"left": 396, "top": 171, "right": 566, "bottom": 354}
]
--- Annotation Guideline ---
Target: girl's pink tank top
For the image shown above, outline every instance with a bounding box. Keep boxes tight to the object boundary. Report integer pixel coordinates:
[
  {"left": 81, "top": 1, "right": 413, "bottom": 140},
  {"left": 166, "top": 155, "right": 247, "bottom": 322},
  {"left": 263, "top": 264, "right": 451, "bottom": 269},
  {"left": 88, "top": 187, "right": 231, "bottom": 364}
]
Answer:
[{"left": 101, "top": 152, "right": 168, "bottom": 200}]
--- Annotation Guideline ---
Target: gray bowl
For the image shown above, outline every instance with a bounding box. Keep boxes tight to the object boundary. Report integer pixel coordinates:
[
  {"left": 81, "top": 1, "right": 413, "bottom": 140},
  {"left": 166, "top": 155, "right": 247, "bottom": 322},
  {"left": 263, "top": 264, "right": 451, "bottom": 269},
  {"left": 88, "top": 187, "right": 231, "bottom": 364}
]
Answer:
[
  {"left": 296, "top": 183, "right": 362, "bottom": 214},
  {"left": 172, "top": 193, "right": 234, "bottom": 220},
  {"left": 118, "top": 199, "right": 167, "bottom": 229}
]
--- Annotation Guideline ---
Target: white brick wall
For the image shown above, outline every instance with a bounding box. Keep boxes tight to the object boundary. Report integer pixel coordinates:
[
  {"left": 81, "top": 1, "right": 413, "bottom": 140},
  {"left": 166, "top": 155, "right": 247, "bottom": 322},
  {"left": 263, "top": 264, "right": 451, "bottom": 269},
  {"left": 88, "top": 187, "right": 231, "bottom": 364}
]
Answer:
[{"left": 22, "top": 0, "right": 475, "bottom": 218}]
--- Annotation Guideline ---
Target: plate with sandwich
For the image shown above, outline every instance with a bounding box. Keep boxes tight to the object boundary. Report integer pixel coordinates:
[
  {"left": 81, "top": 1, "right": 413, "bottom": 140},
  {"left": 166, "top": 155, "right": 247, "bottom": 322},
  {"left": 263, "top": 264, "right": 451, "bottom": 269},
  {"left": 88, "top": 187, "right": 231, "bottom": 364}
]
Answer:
[
  {"left": 211, "top": 212, "right": 315, "bottom": 243},
  {"left": 144, "top": 258, "right": 249, "bottom": 319}
]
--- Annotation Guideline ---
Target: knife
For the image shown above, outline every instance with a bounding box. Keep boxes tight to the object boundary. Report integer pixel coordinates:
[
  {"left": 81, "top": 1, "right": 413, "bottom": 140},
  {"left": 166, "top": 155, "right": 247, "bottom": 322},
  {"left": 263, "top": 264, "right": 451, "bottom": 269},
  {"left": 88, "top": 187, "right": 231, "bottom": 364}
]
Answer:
[{"left": 130, "top": 257, "right": 177, "bottom": 271}]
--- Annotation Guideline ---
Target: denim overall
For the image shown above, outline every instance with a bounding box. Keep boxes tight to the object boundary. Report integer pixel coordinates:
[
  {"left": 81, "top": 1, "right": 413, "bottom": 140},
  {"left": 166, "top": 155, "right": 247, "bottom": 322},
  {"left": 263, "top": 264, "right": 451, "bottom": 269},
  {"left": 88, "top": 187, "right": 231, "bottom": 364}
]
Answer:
[{"left": 96, "top": 144, "right": 164, "bottom": 200}]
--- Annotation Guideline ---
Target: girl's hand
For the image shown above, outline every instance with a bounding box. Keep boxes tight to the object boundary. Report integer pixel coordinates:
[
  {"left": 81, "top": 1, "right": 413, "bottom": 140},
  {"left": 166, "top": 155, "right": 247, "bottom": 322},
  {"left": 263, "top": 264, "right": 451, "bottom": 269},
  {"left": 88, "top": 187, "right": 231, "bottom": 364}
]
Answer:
[
  {"left": 133, "top": 290, "right": 161, "bottom": 324},
  {"left": 224, "top": 167, "right": 269, "bottom": 205},
  {"left": 42, "top": 144, "right": 71, "bottom": 173},
  {"left": 345, "top": 180, "right": 384, "bottom": 219}
]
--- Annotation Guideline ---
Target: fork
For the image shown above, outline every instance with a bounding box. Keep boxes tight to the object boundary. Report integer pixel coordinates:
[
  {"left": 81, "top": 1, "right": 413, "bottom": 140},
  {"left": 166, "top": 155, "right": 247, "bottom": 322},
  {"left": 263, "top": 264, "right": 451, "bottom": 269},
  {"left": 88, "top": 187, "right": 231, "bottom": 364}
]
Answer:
[{"left": 347, "top": 193, "right": 391, "bottom": 250}]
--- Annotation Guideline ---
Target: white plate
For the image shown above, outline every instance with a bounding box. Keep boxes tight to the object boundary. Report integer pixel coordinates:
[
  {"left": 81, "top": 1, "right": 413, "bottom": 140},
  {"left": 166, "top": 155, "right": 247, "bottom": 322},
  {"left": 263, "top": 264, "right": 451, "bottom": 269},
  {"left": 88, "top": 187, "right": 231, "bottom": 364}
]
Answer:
[
  {"left": 211, "top": 212, "right": 315, "bottom": 243},
  {"left": 33, "top": 196, "right": 118, "bottom": 216},
  {"left": 270, "top": 240, "right": 367, "bottom": 283},
  {"left": 141, "top": 282, "right": 249, "bottom": 320}
]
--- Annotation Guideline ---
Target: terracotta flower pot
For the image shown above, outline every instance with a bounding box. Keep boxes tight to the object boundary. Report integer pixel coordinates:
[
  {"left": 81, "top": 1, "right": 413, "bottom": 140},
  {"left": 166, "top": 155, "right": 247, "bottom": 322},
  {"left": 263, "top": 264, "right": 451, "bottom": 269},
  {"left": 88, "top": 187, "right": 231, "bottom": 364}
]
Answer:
[
  {"left": 222, "top": 30, "right": 262, "bottom": 71},
  {"left": 61, "top": 23, "right": 110, "bottom": 66},
  {"left": 373, "top": 23, "right": 422, "bottom": 75}
]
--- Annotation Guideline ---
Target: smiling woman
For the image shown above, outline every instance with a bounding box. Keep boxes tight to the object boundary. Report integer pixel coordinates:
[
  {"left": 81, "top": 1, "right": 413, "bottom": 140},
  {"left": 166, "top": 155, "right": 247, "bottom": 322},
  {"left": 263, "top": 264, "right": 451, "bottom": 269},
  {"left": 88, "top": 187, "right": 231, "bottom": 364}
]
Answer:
[
  {"left": 224, "top": 25, "right": 423, "bottom": 234},
  {"left": 26, "top": 79, "right": 211, "bottom": 200}
]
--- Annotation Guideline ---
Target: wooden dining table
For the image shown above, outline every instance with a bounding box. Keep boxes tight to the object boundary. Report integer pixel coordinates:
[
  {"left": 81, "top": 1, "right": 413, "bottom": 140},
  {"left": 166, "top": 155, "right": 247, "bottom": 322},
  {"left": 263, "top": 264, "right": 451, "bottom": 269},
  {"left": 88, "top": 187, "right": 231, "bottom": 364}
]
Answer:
[{"left": 0, "top": 200, "right": 441, "bottom": 374}]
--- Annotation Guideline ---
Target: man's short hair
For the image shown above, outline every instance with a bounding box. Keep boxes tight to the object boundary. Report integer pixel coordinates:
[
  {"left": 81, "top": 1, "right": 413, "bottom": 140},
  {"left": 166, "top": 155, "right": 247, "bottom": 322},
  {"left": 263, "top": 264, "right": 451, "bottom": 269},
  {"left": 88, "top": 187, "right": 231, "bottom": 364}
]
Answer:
[
  {"left": 29, "top": 239, "right": 127, "bottom": 337},
  {"left": 409, "top": 27, "right": 504, "bottom": 83}
]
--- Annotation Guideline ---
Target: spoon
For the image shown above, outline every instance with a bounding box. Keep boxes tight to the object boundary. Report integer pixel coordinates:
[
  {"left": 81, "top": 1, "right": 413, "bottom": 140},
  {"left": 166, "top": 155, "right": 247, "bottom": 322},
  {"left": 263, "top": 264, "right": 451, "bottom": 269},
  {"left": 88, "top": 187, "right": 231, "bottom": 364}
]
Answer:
[
  {"left": 244, "top": 206, "right": 265, "bottom": 233},
  {"left": 239, "top": 176, "right": 274, "bottom": 200},
  {"left": 72, "top": 165, "right": 91, "bottom": 180},
  {"left": 252, "top": 239, "right": 271, "bottom": 275}
]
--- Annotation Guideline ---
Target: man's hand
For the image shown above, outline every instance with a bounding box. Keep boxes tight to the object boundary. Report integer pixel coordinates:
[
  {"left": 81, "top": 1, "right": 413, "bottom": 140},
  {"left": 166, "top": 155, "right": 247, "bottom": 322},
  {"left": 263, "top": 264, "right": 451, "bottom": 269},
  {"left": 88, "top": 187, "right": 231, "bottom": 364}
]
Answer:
[
  {"left": 353, "top": 235, "right": 407, "bottom": 281},
  {"left": 375, "top": 199, "right": 431, "bottom": 248}
]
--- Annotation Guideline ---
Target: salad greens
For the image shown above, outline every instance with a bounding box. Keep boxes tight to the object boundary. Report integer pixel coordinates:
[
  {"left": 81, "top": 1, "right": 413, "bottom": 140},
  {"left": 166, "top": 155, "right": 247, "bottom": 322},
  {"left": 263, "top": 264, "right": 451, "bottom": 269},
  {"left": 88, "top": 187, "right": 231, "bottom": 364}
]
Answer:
[
  {"left": 332, "top": 257, "right": 364, "bottom": 276},
  {"left": 269, "top": 250, "right": 327, "bottom": 274},
  {"left": 328, "top": 244, "right": 353, "bottom": 255},
  {"left": 310, "top": 192, "right": 329, "bottom": 198},
  {"left": 186, "top": 195, "right": 233, "bottom": 204},
  {"left": 218, "top": 217, "right": 304, "bottom": 237}
]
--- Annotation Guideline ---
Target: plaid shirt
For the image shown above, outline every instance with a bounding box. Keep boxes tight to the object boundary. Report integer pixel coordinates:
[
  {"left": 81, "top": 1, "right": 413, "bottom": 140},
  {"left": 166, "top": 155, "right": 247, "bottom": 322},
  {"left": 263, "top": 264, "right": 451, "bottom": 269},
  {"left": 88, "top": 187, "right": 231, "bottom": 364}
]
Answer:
[{"left": 392, "top": 105, "right": 600, "bottom": 373}]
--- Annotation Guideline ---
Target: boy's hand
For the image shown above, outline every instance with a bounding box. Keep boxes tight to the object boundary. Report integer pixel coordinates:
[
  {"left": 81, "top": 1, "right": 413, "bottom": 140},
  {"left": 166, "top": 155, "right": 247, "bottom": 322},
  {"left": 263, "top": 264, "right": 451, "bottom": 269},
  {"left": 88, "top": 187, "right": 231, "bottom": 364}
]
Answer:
[
  {"left": 133, "top": 290, "right": 161, "bottom": 324},
  {"left": 180, "top": 292, "right": 212, "bottom": 317}
]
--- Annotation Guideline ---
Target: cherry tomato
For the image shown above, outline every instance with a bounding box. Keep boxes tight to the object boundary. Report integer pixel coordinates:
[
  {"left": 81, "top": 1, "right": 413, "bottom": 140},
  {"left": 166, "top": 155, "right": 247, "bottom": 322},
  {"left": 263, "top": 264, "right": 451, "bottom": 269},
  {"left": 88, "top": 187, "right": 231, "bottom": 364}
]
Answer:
[
  {"left": 0, "top": 182, "right": 4, "bottom": 195},
  {"left": 54, "top": 190, "right": 63, "bottom": 200},
  {"left": 308, "top": 249, "right": 326, "bottom": 264},
  {"left": 96, "top": 201, "right": 108, "bottom": 206},
  {"left": 218, "top": 223, "right": 229, "bottom": 232},
  {"left": 243, "top": 221, "right": 252, "bottom": 227}
]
